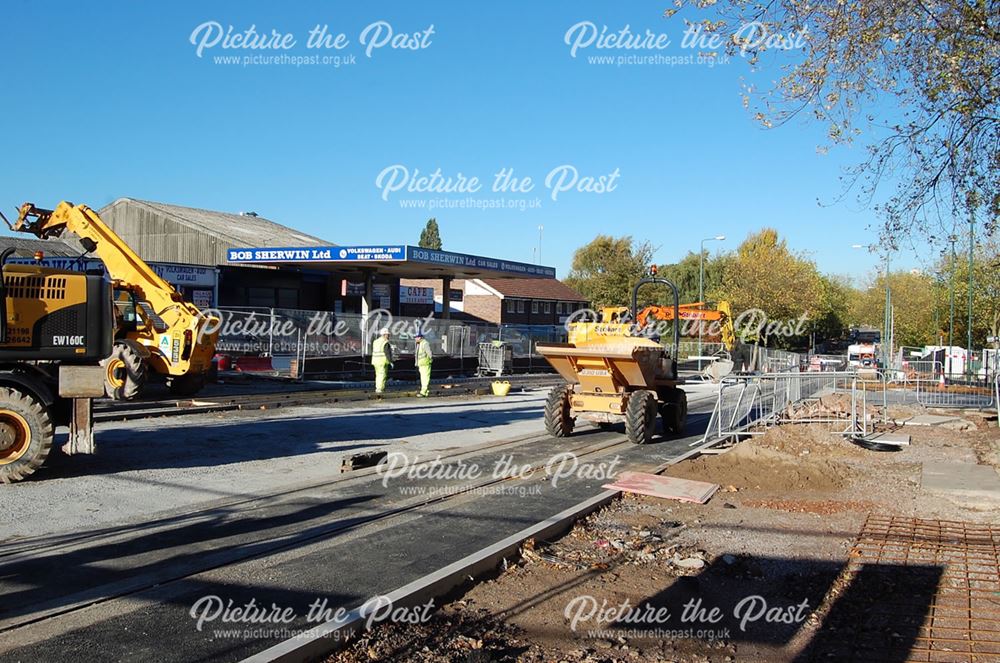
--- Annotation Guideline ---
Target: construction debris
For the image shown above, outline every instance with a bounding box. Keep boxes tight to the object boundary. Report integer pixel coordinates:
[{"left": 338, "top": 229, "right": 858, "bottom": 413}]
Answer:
[
  {"left": 341, "top": 450, "right": 388, "bottom": 472},
  {"left": 783, "top": 393, "right": 876, "bottom": 421}
]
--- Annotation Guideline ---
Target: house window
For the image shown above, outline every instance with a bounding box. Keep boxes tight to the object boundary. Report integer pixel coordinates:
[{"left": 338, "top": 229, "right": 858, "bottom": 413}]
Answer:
[
  {"left": 544, "top": 301, "right": 551, "bottom": 314},
  {"left": 531, "top": 301, "right": 539, "bottom": 314},
  {"left": 517, "top": 300, "right": 525, "bottom": 313},
  {"left": 506, "top": 299, "right": 515, "bottom": 313}
]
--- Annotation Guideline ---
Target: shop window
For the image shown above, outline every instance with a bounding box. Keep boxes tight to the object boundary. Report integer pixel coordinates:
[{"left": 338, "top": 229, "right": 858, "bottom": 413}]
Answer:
[
  {"left": 277, "top": 288, "right": 299, "bottom": 309},
  {"left": 248, "top": 287, "right": 274, "bottom": 308}
]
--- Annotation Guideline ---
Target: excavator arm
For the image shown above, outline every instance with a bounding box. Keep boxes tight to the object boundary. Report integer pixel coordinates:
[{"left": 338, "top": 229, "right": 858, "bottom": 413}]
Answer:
[
  {"left": 636, "top": 301, "right": 736, "bottom": 351},
  {"left": 15, "top": 202, "right": 180, "bottom": 308},
  {"left": 12, "top": 201, "right": 218, "bottom": 382}
]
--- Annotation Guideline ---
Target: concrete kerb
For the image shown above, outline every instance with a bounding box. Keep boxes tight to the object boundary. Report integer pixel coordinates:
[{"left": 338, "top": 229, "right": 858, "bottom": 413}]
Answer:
[{"left": 242, "top": 434, "right": 723, "bottom": 663}]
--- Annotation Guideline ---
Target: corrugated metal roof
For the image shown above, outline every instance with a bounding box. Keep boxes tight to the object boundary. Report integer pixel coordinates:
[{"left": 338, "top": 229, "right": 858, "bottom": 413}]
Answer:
[
  {"left": 101, "top": 198, "right": 333, "bottom": 248},
  {"left": 0, "top": 235, "right": 85, "bottom": 258}
]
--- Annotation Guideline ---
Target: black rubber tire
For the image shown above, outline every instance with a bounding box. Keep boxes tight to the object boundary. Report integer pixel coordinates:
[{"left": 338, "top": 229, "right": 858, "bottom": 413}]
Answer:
[
  {"left": 167, "top": 373, "right": 207, "bottom": 398},
  {"left": 660, "top": 388, "right": 688, "bottom": 435},
  {"left": 544, "top": 384, "right": 575, "bottom": 438},
  {"left": 102, "top": 342, "right": 148, "bottom": 401},
  {"left": 625, "top": 390, "right": 657, "bottom": 445},
  {"left": 0, "top": 387, "right": 55, "bottom": 484}
]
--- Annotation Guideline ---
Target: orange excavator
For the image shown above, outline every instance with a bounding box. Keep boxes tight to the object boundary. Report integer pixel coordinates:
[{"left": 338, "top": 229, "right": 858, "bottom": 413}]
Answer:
[
  {"left": 637, "top": 301, "right": 735, "bottom": 350},
  {"left": 592, "top": 301, "right": 736, "bottom": 351}
]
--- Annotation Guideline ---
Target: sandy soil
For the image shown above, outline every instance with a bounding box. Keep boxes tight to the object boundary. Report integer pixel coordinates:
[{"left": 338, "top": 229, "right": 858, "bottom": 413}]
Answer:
[{"left": 331, "top": 408, "right": 1000, "bottom": 662}]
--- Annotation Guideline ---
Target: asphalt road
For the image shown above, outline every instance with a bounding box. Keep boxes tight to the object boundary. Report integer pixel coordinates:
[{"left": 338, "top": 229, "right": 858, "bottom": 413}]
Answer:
[{"left": 0, "top": 382, "right": 720, "bottom": 663}]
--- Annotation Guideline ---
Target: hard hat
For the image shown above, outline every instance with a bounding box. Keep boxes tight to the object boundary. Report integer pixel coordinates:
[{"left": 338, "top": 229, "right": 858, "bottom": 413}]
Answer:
[{"left": 380, "top": 327, "right": 390, "bottom": 335}]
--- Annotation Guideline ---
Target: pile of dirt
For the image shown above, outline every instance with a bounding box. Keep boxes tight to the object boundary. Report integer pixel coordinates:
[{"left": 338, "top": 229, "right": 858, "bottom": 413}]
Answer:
[
  {"left": 754, "top": 424, "right": 869, "bottom": 459},
  {"left": 670, "top": 438, "right": 855, "bottom": 491}
]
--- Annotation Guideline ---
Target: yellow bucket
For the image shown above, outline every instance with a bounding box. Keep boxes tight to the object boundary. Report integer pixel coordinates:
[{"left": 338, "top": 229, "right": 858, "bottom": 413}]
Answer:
[{"left": 491, "top": 380, "right": 511, "bottom": 396}]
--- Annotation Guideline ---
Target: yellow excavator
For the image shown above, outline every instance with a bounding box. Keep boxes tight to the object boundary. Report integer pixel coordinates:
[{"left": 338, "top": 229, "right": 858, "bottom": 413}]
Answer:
[
  {"left": 11, "top": 202, "right": 219, "bottom": 399},
  {"left": 0, "top": 246, "right": 113, "bottom": 482}
]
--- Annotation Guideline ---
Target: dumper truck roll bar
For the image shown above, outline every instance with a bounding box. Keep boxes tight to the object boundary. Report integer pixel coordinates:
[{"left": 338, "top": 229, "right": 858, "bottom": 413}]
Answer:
[{"left": 631, "top": 275, "right": 680, "bottom": 363}]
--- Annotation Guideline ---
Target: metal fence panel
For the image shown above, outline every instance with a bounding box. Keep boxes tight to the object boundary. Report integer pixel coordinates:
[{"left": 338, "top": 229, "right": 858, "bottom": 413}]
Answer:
[
  {"left": 698, "top": 371, "right": 857, "bottom": 445},
  {"left": 211, "top": 308, "right": 572, "bottom": 377}
]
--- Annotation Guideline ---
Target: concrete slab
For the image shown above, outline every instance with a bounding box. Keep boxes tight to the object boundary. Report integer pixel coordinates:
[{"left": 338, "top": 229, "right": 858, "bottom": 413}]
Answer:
[
  {"left": 863, "top": 432, "right": 911, "bottom": 446},
  {"left": 899, "top": 414, "right": 964, "bottom": 426},
  {"left": 921, "top": 461, "right": 1000, "bottom": 507}
]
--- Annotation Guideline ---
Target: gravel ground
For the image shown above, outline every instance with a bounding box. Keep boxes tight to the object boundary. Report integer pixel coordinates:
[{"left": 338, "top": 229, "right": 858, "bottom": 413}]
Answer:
[{"left": 0, "top": 391, "right": 549, "bottom": 541}]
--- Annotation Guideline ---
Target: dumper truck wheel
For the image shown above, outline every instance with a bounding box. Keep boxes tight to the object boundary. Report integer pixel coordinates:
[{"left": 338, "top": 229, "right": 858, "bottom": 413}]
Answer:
[
  {"left": 660, "top": 389, "right": 688, "bottom": 436},
  {"left": 102, "top": 342, "right": 147, "bottom": 401},
  {"left": 544, "top": 385, "right": 575, "bottom": 438},
  {"left": 167, "top": 373, "right": 206, "bottom": 398},
  {"left": 626, "top": 390, "right": 657, "bottom": 445},
  {"left": 0, "top": 387, "right": 54, "bottom": 483}
]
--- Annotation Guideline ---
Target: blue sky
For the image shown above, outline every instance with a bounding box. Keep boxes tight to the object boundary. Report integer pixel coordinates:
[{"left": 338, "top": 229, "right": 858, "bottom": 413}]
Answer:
[{"left": 1, "top": 0, "right": 917, "bottom": 282}]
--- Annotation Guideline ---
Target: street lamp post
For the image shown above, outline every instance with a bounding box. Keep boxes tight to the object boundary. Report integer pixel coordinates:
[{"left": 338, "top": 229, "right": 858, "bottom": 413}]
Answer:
[
  {"left": 537, "top": 225, "right": 544, "bottom": 264},
  {"left": 698, "top": 235, "right": 725, "bottom": 370},
  {"left": 967, "top": 213, "right": 975, "bottom": 378},
  {"left": 883, "top": 251, "right": 892, "bottom": 371}
]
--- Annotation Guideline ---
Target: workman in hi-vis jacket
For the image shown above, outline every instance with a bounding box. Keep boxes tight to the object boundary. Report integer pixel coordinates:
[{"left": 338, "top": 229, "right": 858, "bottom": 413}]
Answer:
[
  {"left": 415, "top": 331, "right": 433, "bottom": 397},
  {"left": 372, "top": 328, "right": 394, "bottom": 395}
]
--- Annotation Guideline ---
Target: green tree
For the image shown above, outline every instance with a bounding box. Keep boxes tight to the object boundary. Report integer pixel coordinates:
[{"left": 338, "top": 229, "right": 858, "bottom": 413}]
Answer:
[
  {"left": 565, "top": 235, "right": 654, "bottom": 308},
  {"left": 715, "top": 229, "right": 822, "bottom": 347},
  {"left": 658, "top": 250, "right": 727, "bottom": 304},
  {"left": 814, "top": 274, "right": 857, "bottom": 344},
  {"left": 676, "top": 0, "right": 999, "bottom": 242},
  {"left": 849, "top": 271, "right": 939, "bottom": 348},
  {"left": 418, "top": 218, "right": 442, "bottom": 249},
  {"left": 933, "top": 239, "right": 1000, "bottom": 347}
]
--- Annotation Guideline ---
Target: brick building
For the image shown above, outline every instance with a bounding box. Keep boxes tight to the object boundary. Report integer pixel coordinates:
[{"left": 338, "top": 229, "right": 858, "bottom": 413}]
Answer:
[{"left": 400, "top": 277, "right": 589, "bottom": 325}]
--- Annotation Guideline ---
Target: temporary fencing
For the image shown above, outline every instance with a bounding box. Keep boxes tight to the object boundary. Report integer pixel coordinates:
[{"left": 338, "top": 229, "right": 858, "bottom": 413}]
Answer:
[{"left": 211, "top": 307, "right": 569, "bottom": 378}]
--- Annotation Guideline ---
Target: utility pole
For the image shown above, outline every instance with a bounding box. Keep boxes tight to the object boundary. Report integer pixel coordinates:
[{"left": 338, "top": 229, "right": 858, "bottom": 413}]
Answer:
[
  {"left": 966, "top": 212, "right": 975, "bottom": 378},
  {"left": 537, "top": 225, "right": 544, "bottom": 264},
  {"left": 698, "top": 235, "right": 725, "bottom": 370}
]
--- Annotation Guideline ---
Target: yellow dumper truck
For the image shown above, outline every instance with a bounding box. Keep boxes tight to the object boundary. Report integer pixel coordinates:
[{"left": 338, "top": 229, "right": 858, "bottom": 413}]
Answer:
[{"left": 537, "top": 276, "right": 687, "bottom": 445}]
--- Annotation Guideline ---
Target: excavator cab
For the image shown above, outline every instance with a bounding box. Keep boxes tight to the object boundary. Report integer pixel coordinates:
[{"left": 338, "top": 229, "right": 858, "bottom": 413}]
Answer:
[{"left": 113, "top": 288, "right": 140, "bottom": 332}]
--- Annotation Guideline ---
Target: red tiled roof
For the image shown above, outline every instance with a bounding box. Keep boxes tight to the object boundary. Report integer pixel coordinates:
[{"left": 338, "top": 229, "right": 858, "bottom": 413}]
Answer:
[{"left": 478, "top": 278, "right": 586, "bottom": 301}]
